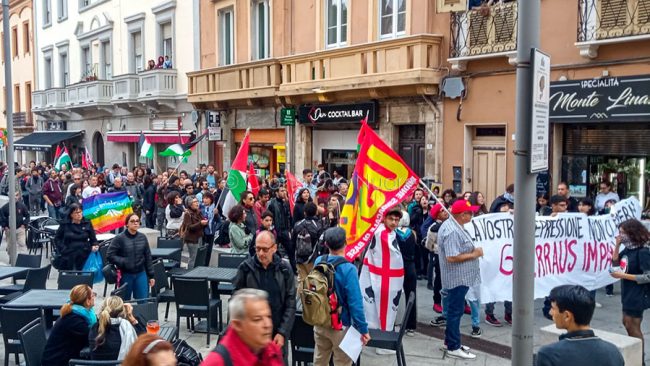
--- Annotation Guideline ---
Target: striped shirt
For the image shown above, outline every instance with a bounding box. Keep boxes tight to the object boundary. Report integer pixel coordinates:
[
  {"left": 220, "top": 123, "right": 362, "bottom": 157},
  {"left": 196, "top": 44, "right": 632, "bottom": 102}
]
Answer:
[{"left": 437, "top": 219, "right": 481, "bottom": 289}]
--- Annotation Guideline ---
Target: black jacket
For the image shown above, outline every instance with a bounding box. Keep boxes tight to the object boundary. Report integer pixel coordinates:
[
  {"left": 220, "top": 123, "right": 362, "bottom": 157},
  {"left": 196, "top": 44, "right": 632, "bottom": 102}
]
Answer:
[
  {"left": 293, "top": 201, "right": 307, "bottom": 223},
  {"left": 268, "top": 197, "right": 292, "bottom": 234},
  {"left": 0, "top": 201, "right": 29, "bottom": 228},
  {"left": 142, "top": 184, "right": 156, "bottom": 212},
  {"left": 88, "top": 318, "right": 146, "bottom": 360},
  {"left": 292, "top": 216, "right": 323, "bottom": 264},
  {"left": 234, "top": 255, "right": 296, "bottom": 337},
  {"left": 489, "top": 194, "right": 513, "bottom": 213},
  {"left": 55, "top": 220, "right": 98, "bottom": 255},
  {"left": 243, "top": 205, "right": 257, "bottom": 236},
  {"left": 42, "top": 313, "right": 90, "bottom": 366},
  {"left": 107, "top": 231, "right": 154, "bottom": 278}
]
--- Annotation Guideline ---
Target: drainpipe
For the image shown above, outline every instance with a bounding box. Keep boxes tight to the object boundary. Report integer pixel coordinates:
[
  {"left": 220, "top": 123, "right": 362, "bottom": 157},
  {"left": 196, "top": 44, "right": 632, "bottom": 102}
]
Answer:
[{"left": 421, "top": 94, "right": 442, "bottom": 182}]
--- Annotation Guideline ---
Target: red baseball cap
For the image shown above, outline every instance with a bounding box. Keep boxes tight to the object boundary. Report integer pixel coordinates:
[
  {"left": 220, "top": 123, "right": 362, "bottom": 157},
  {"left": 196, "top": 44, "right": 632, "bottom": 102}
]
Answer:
[
  {"left": 430, "top": 203, "right": 444, "bottom": 218},
  {"left": 450, "top": 199, "right": 480, "bottom": 215}
]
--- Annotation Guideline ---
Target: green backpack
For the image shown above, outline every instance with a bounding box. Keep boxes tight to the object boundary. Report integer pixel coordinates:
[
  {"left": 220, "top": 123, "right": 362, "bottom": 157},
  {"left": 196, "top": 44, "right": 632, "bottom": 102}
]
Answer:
[{"left": 300, "top": 255, "right": 347, "bottom": 327}]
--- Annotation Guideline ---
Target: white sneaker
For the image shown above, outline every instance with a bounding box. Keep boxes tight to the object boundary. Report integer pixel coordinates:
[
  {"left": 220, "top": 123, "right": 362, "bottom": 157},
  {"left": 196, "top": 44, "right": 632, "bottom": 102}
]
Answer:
[
  {"left": 376, "top": 348, "right": 397, "bottom": 355},
  {"left": 446, "top": 348, "right": 477, "bottom": 360},
  {"left": 440, "top": 345, "right": 471, "bottom": 352},
  {"left": 595, "top": 302, "right": 602, "bottom": 308}
]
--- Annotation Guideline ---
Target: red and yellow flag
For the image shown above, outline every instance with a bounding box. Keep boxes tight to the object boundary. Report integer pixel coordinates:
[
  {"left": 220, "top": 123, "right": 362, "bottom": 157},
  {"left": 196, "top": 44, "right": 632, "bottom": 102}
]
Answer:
[{"left": 341, "top": 120, "right": 420, "bottom": 260}]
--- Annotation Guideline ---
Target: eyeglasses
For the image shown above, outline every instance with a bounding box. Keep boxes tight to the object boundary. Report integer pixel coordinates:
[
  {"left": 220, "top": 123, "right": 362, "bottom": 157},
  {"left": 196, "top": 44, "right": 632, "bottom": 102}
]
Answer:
[
  {"left": 255, "top": 245, "right": 275, "bottom": 253},
  {"left": 129, "top": 219, "right": 141, "bottom": 223},
  {"left": 74, "top": 178, "right": 81, "bottom": 180},
  {"left": 72, "top": 210, "right": 83, "bottom": 215},
  {"left": 247, "top": 197, "right": 255, "bottom": 201}
]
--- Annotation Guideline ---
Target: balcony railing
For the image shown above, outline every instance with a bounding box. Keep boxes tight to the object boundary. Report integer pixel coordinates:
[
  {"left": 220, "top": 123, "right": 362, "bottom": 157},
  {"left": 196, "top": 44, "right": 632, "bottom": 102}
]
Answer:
[
  {"left": 138, "top": 69, "right": 177, "bottom": 100},
  {"left": 67, "top": 80, "right": 113, "bottom": 107},
  {"left": 578, "top": 0, "right": 650, "bottom": 42},
  {"left": 112, "top": 74, "right": 140, "bottom": 103},
  {"left": 188, "top": 60, "right": 281, "bottom": 104},
  {"left": 32, "top": 90, "right": 46, "bottom": 111},
  {"left": 449, "top": 1, "right": 518, "bottom": 63},
  {"left": 13, "top": 112, "right": 28, "bottom": 126},
  {"left": 45, "top": 88, "right": 67, "bottom": 110}
]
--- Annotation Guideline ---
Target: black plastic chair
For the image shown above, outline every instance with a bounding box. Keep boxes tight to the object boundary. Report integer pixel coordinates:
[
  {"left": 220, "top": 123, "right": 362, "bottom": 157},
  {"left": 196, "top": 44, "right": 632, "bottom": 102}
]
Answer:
[
  {"left": 0, "top": 265, "right": 52, "bottom": 304},
  {"left": 99, "top": 243, "right": 117, "bottom": 296},
  {"left": 173, "top": 276, "right": 222, "bottom": 347},
  {"left": 127, "top": 297, "right": 159, "bottom": 321},
  {"left": 8, "top": 253, "right": 42, "bottom": 285},
  {"left": 194, "top": 244, "right": 209, "bottom": 268},
  {"left": 18, "top": 318, "right": 47, "bottom": 366},
  {"left": 290, "top": 313, "right": 316, "bottom": 366},
  {"left": 215, "top": 253, "right": 247, "bottom": 297},
  {"left": 156, "top": 237, "right": 182, "bottom": 270},
  {"left": 68, "top": 360, "right": 123, "bottom": 365},
  {"left": 110, "top": 283, "right": 129, "bottom": 301},
  {"left": 58, "top": 271, "right": 95, "bottom": 290},
  {"left": 151, "top": 260, "right": 175, "bottom": 321},
  {"left": 366, "top": 292, "right": 416, "bottom": 366},
  {"left": 0, "top": 306, "right": 43, "bottom": 366}
]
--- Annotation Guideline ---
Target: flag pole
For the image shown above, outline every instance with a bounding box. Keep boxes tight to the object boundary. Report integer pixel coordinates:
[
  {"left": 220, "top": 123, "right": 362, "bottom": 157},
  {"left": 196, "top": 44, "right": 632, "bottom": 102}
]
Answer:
[{"left": 418, "top": 180, "right": 476, "bottom": 244}]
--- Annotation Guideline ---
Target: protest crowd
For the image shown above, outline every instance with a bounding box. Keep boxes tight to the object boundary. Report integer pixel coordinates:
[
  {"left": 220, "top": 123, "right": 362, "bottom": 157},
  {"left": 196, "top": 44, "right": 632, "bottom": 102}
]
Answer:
[{"left": 0, "top": 124, "right": 646, "bottom": 366}]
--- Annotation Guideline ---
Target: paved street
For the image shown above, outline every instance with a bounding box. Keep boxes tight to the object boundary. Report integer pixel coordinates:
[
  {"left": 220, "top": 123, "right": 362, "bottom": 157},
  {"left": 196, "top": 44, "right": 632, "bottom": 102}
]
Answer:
[{"left": 0, "top": 246, "right": 648, "bottom": 365}]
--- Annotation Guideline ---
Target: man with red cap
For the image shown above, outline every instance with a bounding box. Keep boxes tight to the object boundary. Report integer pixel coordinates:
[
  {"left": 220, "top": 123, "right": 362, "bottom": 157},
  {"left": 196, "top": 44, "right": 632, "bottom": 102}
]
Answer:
[{"left": 437, "top": 199, "right": 483, "bottom": 360}]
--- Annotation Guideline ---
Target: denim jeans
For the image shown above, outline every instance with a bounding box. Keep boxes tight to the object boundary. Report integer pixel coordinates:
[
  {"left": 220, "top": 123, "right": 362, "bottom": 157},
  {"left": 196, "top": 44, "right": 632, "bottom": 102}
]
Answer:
[
  {"left": 47, "top": 203, "right": 60, "bottom": 220},
  {"left": 485, "top": 301, "right": 512, "bottom": 316},
  {"left": 445, "top": 286, "right": 469, "bottom": 351},
  {"left": 441, "top": 288, "right": 449, "bottom": 318},
  {"left": 469, "top": 299, "right": 480, "bottom": 328},
  {"left": 120, "top": 271, "right": 149, "bottom": 300}
]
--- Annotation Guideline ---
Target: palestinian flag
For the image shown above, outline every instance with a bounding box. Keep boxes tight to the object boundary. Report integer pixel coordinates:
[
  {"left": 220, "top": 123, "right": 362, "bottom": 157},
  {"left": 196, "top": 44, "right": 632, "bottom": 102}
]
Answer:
[
  {"left": 54, "top": 146, "right": 72, "bottom": 171},
  {"left": 53, "top": 145, "right": 62, "bottom": 164},
  {"left": 138, "top": 132, "right": 153, "bottom": 159},
  {"left": 222, "top": 129, "right": 250, "bottom": 218},
  {"left": 159, "top": 129, "right": 208, "bottom": 161}
]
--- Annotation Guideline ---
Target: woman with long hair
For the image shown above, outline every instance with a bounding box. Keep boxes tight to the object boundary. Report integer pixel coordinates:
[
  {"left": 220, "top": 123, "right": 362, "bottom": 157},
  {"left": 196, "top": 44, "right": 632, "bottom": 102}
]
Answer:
[
  {"left": 469, "top": 191, "right": 489, "bottom": 216},
  {"left": 611, "top": 219, "right": 650, "bottom": 360},
  {"left": 42, "top": 285, "right": 97, "bottom": 366},
  {"left": 228, "top": 204, "right": 253, "bottom": 254},
  {"left": 165, "top": 191, "right": 184, "bottom": 238},
  {"left": 325, "top": 195, "right": 342, "bottom": 228},
  {"left": 293, "top": 188, "right": 312, "bottom": 223},
  {"left": 89, "top": 296, "right": 144, "bottom": 360},
  {"left": 122, "top": 334, "right": 177, "bottom": 366},
  {"left": 55, "top": 203, "right": 99, "bottom": 270}
]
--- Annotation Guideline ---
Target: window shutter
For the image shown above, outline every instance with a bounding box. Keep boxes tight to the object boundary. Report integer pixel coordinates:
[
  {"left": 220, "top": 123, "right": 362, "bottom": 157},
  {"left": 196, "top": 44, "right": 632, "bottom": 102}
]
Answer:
[
  {"left": 597, "top": 0, "right": 630, "bottom": 38},
  {"left": 437, "top": 0, "right": 467, "bottom": 13}
]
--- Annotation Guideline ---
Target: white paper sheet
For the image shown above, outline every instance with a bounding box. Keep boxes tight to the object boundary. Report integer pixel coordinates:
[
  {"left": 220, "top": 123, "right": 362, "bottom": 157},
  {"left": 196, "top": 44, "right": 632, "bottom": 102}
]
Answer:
[{"left": 339, "top": 326, "right": 363, "bottom": 361}]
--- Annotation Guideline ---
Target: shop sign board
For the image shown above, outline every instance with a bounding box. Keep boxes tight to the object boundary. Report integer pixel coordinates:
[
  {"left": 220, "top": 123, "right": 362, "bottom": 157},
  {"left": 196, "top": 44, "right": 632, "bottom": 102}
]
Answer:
[
  {"left": 550, "top": 74, "right": 650, "bottom": 123},
  {"left": 280, "top": 108, "right": 295, "bottom": 126},
  {"left": 530, "top": 48, "right": 551, "bottom": 174},
  {"left": 206, "top": 111, "right": 222, "bottom": 141},
  {"left": 298, "top": 101, "right": 378, "bottom": 124}
]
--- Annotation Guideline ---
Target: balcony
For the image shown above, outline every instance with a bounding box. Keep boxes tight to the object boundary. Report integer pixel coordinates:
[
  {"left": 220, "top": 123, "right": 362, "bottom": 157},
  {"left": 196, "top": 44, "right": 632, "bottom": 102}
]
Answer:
[
  {"left": 111, "top": 74, "right": 141, "bottom": 109},
  {"left": 32, "top": 90, "right": 46, "bottom": 114},
  {"left": 188, "top": 59, "right": 281, "bottom": 108},
  {"left": 66, "top": 80, "right": 113, "bottom": 114},
  {"left": 278, "top": 34, "right": 443, "bottom": 103},
  {"left": 577, "top": 0, "right": 650, "bottom": 58},
  {"left": 138, "top": 69, "right": 178, "bottom": 109},
  {"left": 448, "top": 1, "right": 518, "bottom": 71},
  {"left": 44, "top": 88, "right": 68, "bottom": 112}
]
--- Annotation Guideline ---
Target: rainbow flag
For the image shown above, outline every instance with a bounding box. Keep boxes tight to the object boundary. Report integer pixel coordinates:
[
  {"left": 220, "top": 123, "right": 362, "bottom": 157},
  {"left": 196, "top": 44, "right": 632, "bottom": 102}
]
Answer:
[{"left": 82, "top": 192, "right": 133, "bottom": 233}]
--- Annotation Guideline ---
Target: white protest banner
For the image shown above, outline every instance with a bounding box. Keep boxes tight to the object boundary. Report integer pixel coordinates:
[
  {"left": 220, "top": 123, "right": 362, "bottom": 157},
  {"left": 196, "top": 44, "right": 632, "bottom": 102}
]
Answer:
[{"left": 466, "top": 197, "right": 642, "bottom": 303}]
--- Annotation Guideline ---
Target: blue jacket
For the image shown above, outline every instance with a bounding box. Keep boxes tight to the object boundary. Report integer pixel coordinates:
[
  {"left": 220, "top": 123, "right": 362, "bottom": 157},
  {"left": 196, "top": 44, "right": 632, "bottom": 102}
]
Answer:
[{"left": 315, "top": 255, "right": 368, "bottom": 334}]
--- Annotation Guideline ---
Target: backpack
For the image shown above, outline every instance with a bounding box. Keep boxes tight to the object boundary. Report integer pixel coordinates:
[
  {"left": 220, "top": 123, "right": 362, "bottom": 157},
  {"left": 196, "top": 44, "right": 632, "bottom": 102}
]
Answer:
[
  {"left": 172, "top": 338, "right": 203, "bottom": 366},
  {"left": 0, "top": 175, "right": 8, "bottom": 196},
  {"left": 295, "top": 219, "right": 317, "bottom": 258},
  {"left": 300, "top": 254, "right": 348, "bottom": 328},
  {"left": 214, "top": 220, "right": 231, "bottom": 246},
  {"left": 212, "top": 344, "right": 232, "bottom": 366}
]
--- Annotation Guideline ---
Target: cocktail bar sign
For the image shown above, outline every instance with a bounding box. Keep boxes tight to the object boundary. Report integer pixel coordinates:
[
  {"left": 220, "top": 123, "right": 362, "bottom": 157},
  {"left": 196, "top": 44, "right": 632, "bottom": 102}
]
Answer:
[{"left": 549, "top": 75, "right": 650, "bottom": 123}]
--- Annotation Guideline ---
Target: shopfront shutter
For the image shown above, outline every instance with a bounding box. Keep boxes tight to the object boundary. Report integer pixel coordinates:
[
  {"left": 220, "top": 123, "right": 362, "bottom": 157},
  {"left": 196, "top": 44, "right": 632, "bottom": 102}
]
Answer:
[
  {"left": 564, "top": 126, "right": 650, "bottom": 156},
  {"left": 437, "top": 0, "right": 467, "bottom": 13}
]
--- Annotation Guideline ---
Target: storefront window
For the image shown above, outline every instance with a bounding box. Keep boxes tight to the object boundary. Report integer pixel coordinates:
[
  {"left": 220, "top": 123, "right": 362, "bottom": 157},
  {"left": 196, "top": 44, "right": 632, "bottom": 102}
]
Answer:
[{"left": 248, "top": 146, "right": 272, "bottom": 179}]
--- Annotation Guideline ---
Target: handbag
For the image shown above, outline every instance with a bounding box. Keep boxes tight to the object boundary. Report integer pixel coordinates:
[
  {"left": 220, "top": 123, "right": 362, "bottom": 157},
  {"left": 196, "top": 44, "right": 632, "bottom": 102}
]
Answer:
[
  {"left": 102, "top": 263, "right": 118, "bottom": 284},
  {"left": 172, "top": 338, "right": 203, "bottom": 366}
]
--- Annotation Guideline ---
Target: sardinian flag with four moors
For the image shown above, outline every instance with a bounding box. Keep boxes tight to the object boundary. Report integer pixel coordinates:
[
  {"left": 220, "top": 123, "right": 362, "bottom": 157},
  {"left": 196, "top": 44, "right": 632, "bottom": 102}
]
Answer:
[{"left": 360, "top": 223, "right": 404, "bottom": 331}]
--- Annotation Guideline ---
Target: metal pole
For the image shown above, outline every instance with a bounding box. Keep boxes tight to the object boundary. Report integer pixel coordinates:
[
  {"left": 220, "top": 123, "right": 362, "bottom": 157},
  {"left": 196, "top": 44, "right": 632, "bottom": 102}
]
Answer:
[
  {"left": 3, "top": 0, "right": 18, "bottom": 265},
  {"left": 512, "top": 1, "right": 540, "bottom": 365}
]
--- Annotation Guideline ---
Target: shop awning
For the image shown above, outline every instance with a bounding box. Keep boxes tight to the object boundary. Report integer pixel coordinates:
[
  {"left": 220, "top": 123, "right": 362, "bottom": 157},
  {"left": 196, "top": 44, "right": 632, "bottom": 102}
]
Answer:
[
  {"left": 106, "top": 131, "right": 192, "bottom": 144},
  {"left": 14, "top": 130, "right": 84, "bottom": 151}
]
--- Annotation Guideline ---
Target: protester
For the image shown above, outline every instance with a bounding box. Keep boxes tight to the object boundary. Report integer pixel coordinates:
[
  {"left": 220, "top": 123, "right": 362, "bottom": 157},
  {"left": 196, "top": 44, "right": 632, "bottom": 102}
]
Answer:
[
  {"left": 557, "top": 182, "right": 579, "bottom": 212},
  {"left": 611, "top": 219, "right": 650, "bottom": 361},
  {"left": 0, "top": 191, "right": 30, "bottom": 254},
  {"left": 65, "top": 183, "right": 83, "bottom": 210},
  {"left": 165, "top": 191, "right": 184, "bottom": 238},
  {"left": 469, "top": 191, "right": 489, "bottom": 215},
  {"left": 234, "top": 231, "right": 296, "bottom": 362},
  {"left": 43, "top": 169, "right": 63, "bottom": 219},
  {"left": 108, "top": 177, "right": 127, "bottom": 194},
  {"left": 240, "top": 190, "right": 258, "bottom": 236},
  {"left": 301, "top": 168, "right": 317, "bottom": 198},
  {"left": 252, "top": 210, "right": 277, "bottom": 257},
  {"left": 410, "top": 195, "right": 429, "bottom": 279},
  {"left": 142, "top": 175, "right": 157, "bottom": 229},
  {"left": 122, "top": 334, "right": 177, "bottom": 366},
  {"left": 42, "top": 285, "right": 97, "bottom": 366},
  {"left": 55, "top": 203, "right": 99, "bottom": 270},
  {"left": 82, "top": 175, "right": 102, "bottom": 198},
  {"left": 254, "top": 188, "right": 271, "bottom": 226},
  {"left": 25, "top": 168, "right": 44, "bottom": 215},
  {"left": 181, "top": 196, "right": 208, "bottom": 268},
  {"left": 396, "top": 210, "right": 418, "bottom": 337},
  {"left": 200, "top": 192, "right": 219, "bottom": 260},
  {"left": 89, "top": 296, "right": 144, "bottom": 360},
  {"left": 313, "top": 227, "right": 370, "bottom": 366},
  {"left": 228, "top": 204, "right": 253, "bottom": 254},
  {"left": 537, "top": 193, "right": 552, "bottom": 216},
  {"left": 438, "top": 199, "right": 482, "bottom": 359},
  {"left": 536, "top": 285, "right": 624, "bottom": 366},
  {"left": 292, "top": 202, "right": 324, "bottom": 282},
  {"left": 440, "top": 189, "right": 457, "bottom": 207},
  {"left": 201, "top": 289, "right": 284, "bottom": 366},
  {"left": 293, "top": 188, "right": 311, "bottom": 223},
  {"left": 268, "top": 186, "right": 293, "bottom": 270},
  {"left": 490, "top": 184, "right": 514, "bottom": 213},
  {"left": 107, "top": 213, "right": 155, "bottom": 300},
  {"left": 595, "top": 180, "right": 619, "bottom": 213},
  {"left": 426, "top": 203, "right": 448, "bottom": 316}
]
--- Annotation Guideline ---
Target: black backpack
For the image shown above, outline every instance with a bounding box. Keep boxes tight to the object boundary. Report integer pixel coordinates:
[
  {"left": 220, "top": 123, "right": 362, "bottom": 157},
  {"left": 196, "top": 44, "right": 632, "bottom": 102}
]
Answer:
[
  {"left": 172, "top": 338, "right": 203, "bottom": 366},
  {"left": 214, "top": 220, "right": 231, "bottom": 246},
  {"left": 295, "top": 219, "right": 317, "bottom": 258}
]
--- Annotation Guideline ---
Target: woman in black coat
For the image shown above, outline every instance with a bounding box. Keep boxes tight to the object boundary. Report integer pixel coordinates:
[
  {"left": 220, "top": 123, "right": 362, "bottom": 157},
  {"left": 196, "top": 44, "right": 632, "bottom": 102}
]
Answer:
[
  {"left": 293, "top": 188, "right": 311, "bottom": 223},
  {"left": 107, "top": 213, "right": 155, "bottom": 300},
  {"left": 55, "top": 203, "right": 99, "bottom": 270},
  {"left": 142, "top": 176, "right": 157, "bottom": 229}
]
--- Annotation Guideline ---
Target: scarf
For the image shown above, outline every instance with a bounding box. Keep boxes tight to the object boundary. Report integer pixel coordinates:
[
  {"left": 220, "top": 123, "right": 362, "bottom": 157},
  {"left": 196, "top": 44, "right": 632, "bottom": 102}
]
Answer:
[
  {"left": 71, "top": 304, "right": 97, "bottom": 328},
  {"left": 620, "top": 235, "right": 649, "bottom": 250},
  {"left": 110, "top": 318, "right": 138, "bottom": 360},
  {"left": 503, "top": 191, "right": 515, "bottom": 203},
  {"left": 396, "top": 227, "right": 412, "bottom": 241}
]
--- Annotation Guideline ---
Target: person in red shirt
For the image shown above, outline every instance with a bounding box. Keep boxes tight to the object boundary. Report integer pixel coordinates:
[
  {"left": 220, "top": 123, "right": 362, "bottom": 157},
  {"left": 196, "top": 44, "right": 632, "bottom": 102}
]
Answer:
[{"left": 201, "top": 289, "right": 283, "bottom": 366}]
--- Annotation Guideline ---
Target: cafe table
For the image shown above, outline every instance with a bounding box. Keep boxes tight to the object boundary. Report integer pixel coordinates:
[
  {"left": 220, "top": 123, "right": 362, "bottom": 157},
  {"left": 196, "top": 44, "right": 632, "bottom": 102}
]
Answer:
[
  {"left": 150, "top": 247, "right": 182, "bottom": 260},
  {"left": 0, "top": 266, "right": 29, "bottom": 280},
  {"left": 7, "top": 289, "right": 70, "bottom": 327}
]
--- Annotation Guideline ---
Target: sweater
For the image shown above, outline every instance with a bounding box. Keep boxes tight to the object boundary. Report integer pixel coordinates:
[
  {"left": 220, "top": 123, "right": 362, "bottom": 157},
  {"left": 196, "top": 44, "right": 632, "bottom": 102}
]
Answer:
[
  {"left": 536, "top": 330, "right": 623, "bottom": 366},
  {"left": 42, "top": 313, "right": 91, "bottom": 366},
  {"left": 107, "top": 230, "right": 154, "bottom": 277}
]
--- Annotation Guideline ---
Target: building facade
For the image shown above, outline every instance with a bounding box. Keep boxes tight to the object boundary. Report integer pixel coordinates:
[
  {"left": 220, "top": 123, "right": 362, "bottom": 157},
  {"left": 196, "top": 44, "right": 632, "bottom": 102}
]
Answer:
[
  {"left": 0, "top": 0, "right": 36, "bottom": 164},
  {"left": 29, "top": 0, "right": 202, "bottom": 171},
  {"left": 440, "top": 0, "right": 650, "bottom": 205},
  {"left": 188, "top": 0, "right": 446, "bottom": 181}
]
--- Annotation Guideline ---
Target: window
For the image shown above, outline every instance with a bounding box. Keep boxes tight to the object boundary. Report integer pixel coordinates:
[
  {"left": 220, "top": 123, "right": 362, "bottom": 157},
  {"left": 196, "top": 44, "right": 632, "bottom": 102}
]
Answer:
[
  {"left": 101, "top": 41, "right": 111, "bottom": 79},
  {"left": 160, "top": 22, "right": 173, "bottom": 61},
  {"left": 11, "top": 26, "right": 18, "bottom": 57},
  {"left": 44, "top": 57, "right": 52, "bottom": 88},
  {"left": 14, "top": 85, "right": 20, "bottom": 112},
  {"left": 57, "top": 0, "right": 68, "bottom": 20},
  {"left": 22, "top": 22, "right": 29, "bottom": 55},
  {"left": 43, "top": 0, "right": 52, "bottom": 26},
  {"left": 252, "top": 0, "right": 269, "bottom": 59},
  {"left": 220, "top": 8, "right": 234, "bottom": 65},
  {"left": 132, "top": 31, "right": 143, "bottom": 72},
  {"left": 380, "top": 0, "right": 406, "bottom": 39},
  {"left": 81, "top": 47, "right": 91, "bottom": 77},
  {"left": 59, "top": 52, "right": 69, "bottom": 86},
  {"left": 25, "top": 83, "right": 32, "bottom": 123},
  {"left": 326, "top": 0, "right": 347, "bottom": 47},
  {"left": 81, "top": 0, "right": 90, "bottom": 6}
]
